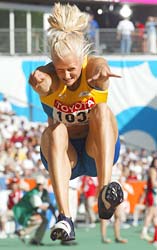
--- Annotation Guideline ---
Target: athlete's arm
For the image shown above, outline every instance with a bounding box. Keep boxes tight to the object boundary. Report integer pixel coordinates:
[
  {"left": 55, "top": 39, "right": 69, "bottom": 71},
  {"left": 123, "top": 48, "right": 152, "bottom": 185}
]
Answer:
[
  {"left": 86, "top": 56, "right": 121, "bottom": 90},
  {"left": 29, "top": 62, "right": 56, "bottom": 96}
]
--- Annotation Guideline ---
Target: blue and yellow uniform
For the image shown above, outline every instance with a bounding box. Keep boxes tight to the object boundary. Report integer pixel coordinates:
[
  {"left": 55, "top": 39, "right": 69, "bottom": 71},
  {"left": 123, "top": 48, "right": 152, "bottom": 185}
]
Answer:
[
  {"left": 40, "top": 56, "right": 108, "bottom": 126},
  {"left": 40, "top": 57, "right": 120, "bottom": 179}
]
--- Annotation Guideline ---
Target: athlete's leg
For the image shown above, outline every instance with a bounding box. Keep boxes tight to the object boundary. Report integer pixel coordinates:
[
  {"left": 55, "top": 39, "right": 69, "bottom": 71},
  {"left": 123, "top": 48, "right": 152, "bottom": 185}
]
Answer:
[
  {"left": 151, "top": 207, "right": 157, "bottom": 243},
  {"left": 141, "top": 206, "right": 154, "bottom": 241},
  {"left": 86, "top": 103, "right": 118, "bottom": 189},
  {"left": 132, "top": 204, "right": 146, "bottom": 227},
  {"left": 41, "top": 123, "right": 77, "bottom": 241},
  {"left": 86, "top": 103, "right": 123, "bottom": 219},
  {"left": 114, "top": 206, "right": 128, "bottom": 243},
  {"left": 41, "top": 123, "right": 77, "bottom": 217},
  {"left": 100, "top": 219, "right": 111, "bottom": 243}
]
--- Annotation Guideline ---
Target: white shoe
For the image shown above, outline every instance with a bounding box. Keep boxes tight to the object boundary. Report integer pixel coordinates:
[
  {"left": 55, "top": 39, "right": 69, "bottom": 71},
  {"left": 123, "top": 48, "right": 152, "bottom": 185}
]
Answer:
[
  {"left": 152, "top": 241, "right": 157, "bottom": 247},
  {"left": 88, "top": 223, "right": 96, "bottom": 228},
  {"left": 50, "top": 214, "right": 75, "bottom": 241},
  {"left": 132, "top": 221, "right": 139, "bottom": 227},
  {"left": 102, "top": 237, "right": 112, "bottom": 243},
  {"left": 141, "top": 233, "right": 152, "bottom": 241},
  {"left": 121, "top": 223, "right": 130, "bottom": 229},
  {"left": 0, "top": 231, "right": 7, "bottom": 239}
]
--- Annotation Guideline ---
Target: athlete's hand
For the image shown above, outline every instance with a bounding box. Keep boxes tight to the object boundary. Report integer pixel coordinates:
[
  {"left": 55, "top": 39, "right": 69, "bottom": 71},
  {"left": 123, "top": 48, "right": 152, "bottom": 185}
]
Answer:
[
  {"left": 87, "top": 64, "right": 121, "bottom": 84},
  {"left": 29, "top": 70, "right": 52, "bottom": 95}
]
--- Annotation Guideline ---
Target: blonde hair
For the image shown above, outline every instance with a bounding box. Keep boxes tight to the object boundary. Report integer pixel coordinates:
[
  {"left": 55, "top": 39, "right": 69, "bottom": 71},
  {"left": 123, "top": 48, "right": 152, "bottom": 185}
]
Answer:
[{"left": 48, "top": 3, "right": 92, "bottom": 60}]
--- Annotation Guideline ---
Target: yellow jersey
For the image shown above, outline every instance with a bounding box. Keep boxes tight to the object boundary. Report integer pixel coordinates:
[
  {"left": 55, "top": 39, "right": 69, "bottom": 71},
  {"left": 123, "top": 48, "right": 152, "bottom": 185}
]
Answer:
[{"left": 40, "top": 57, "right": 108, "bottom": 126}]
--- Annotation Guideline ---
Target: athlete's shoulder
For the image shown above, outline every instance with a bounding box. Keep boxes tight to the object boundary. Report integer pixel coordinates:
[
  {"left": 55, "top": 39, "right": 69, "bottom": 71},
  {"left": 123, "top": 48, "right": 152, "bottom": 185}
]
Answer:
[
  {"left": 86, "top": 56, "right": 107, "bottom": 73},
  {"left": 87, "top": 55, "right": 107, "bottom": 67},
  {"left": 37, "top": 62, "right": 55, "bottom": 75}
]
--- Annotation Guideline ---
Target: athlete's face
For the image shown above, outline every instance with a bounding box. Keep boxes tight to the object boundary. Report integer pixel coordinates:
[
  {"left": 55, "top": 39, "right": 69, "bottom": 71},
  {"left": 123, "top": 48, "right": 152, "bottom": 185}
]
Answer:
[{"left": 53, "top": 54, "right": 83, "bottom": 87}]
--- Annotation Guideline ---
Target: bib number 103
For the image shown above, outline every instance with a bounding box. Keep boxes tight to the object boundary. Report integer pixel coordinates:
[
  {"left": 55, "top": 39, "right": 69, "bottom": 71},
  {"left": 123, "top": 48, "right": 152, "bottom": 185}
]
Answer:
[{"left": 55, "top": 110, "right": 91, "bottom": 124}]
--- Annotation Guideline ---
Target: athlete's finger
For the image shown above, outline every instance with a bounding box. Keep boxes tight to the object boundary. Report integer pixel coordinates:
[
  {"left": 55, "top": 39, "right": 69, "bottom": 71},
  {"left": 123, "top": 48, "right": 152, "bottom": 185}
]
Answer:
[
  {"left": 87, "top": 73, "right": 101, "bottom": 83},
  {"left": 108, "top": 73, "right": 121, "bottom": 78}
]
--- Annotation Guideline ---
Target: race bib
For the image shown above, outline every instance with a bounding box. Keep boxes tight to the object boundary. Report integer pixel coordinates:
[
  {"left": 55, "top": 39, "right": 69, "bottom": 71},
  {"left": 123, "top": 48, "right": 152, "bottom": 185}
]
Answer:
[{"left": 53, "top": 98, "right": 95, "bottom": 126}]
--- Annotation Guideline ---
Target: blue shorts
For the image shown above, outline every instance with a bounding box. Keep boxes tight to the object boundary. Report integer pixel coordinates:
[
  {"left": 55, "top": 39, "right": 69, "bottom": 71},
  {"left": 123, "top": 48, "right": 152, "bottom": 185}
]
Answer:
[{"left": 40, "top": 136, "right": 120, "bottom": 180}]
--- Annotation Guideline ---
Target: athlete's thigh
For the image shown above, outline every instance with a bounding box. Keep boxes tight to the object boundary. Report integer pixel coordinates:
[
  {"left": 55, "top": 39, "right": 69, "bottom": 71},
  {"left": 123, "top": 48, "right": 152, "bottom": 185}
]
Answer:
[
  {"left": 85, "top": 130, "right": 97, "bottom": 158},
  {"left": 41, "top": 127, "right": 78, "bottom": 169}
]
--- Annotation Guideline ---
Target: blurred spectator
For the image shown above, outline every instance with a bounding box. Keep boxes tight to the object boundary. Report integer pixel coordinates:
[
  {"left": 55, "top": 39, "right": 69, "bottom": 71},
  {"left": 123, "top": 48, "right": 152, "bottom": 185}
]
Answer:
[
  {"left": 68, "top": 178, "right": 80, "bottom": 224},
  {"left": 13, "top": 175, "right": 50, "bottom": 245},
  {"left": 31, "top": 145, "right": 41, "bottom": 164},
  {"left": 113, "top": 164, "right": 133, "bottom": 224},
  {"left": 5, "top": 118, "right": 18, "bottom": 136},
  {"left": 0, "top": 185, "right": 8, "bottom": 239},
  {"left": 21, "top": 151, "right": 35, "bottom": 177},
  {"left": 127, "top": 169, "right": 138, "bottom": 181},
  {"left": 141, "top": 157, "right": 157, "bottom": 241},
  {"left": 86, "top": 11, "right": 99, "bottom": 51},
  {"left": 119, "top": 136, "right": 127, "bottom": 156},
  {"left": 100, "top": 206, "right": 128, "bottom": 244},
  {"left": 0, "top": 97, "right": 15, "bottom": 116},
  {"left": 7, "top": 171, "right": 29, "bottom": 192},
  {"left": 117, "top": 17, "right": 135, "bottom": 54},
  {"left": 128, "top": 149, "right": 139, "bottom": 161},
  {"left": 10, "top": 131, "right": 25, "bottom": 144},
  {"left": 133, "top": 21, "right": 145, "bottom": 52},
  {"left": 1, "top": 124, "right": 13, "bottom": 140},
  {"left": 143, "top": 156, "right": 157, "bottom": 245},
  {"left": 145, "top": 16, "right": 157, "bottom": 54},
  {"left": 7, "top": 179, "right": 24, "bottom": 210},
  {"left": 6, "top": 179, "right": 24, "bottom": 234},
  {"left": 132, "top": 186, "right": 147, "bottom": 227},
  {"left": 80, "top": 176, "right": 98, "bottom": 228}
]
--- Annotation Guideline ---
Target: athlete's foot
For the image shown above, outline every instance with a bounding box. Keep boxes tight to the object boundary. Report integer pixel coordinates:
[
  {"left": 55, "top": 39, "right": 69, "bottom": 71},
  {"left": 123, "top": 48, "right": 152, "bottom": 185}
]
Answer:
[
  {"left": 102, "top": 237, "right": 112, "bottom": 243},
  {"left": 149, "top": 240, "right": 157, "bottom": 247},
  {"left": 50, "top": 214, "right": 75, "bottom": 242},
  {"left": 115, "top": 237, "right": 128, "bottom": 243},
  {"left": 132, "top": 221, "right": 139, "bottom": 227},
  {"left": 15, "top": 229, "right": 29, "bottom": 243},
  {"left": 141, "top": 232, "right": 153, "bottom": 241},
  {"left": 98, "top": 181, "right": 124, "bottom": 219}
]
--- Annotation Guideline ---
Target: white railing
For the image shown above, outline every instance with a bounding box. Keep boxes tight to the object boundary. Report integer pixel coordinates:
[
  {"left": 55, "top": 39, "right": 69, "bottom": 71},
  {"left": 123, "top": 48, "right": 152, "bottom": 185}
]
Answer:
[{"left": 0, "top": 28, "right": 153, "bottom": 55}]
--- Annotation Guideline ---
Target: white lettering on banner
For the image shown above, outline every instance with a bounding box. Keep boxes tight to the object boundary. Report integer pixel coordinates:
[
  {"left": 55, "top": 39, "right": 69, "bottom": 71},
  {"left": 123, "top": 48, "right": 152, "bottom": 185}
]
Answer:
[
  {"left": 53, "top": 98, "right": 95, "bottom": 125},
  {"left": 54, "top": 98, "right": 95, "bottom": 113}
]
